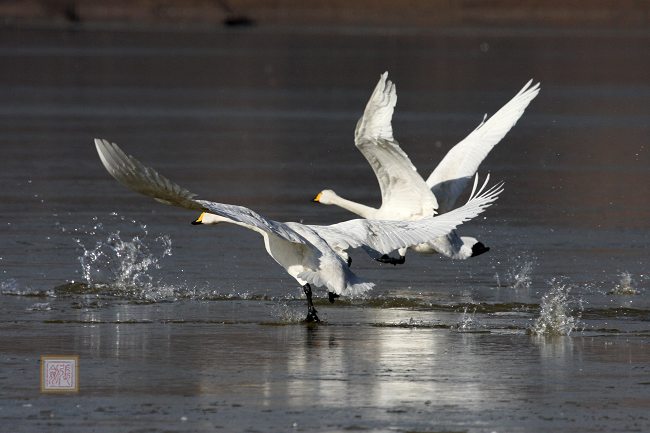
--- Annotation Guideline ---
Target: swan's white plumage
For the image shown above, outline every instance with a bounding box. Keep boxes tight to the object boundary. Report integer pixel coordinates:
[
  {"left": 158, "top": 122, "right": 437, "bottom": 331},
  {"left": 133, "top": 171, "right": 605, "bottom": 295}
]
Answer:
[
  {"left": 426, "top": 79, "right": 540, "bottom": 213},
  {"left": 317, "top": 72, "right": 539, "bottom": 259},
  {"left": 95, "top": 139, "right": 502, "bottom": 296},
  {"left": 310, "top": 175, "right": 502, "bottom": 256},
  {"left": 353, "top": 72, "right": 438, "bottom": 219}
]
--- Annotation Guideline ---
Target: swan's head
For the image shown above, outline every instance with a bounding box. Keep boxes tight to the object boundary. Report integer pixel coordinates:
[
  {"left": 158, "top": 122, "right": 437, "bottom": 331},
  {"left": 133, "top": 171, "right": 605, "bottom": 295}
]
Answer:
[
  {"left": 312, "top": 189, "right": 338, "bottom": 205},
  {"left": 191, "top": 212, "right": 224, "bottom": 225}
]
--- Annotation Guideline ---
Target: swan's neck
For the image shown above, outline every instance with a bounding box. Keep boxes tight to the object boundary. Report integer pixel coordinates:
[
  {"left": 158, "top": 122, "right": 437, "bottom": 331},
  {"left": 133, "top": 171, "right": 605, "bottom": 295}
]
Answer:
[
  {"left": 206, "top": 214, "right": 265, "bottom": 236},
  {"left": 215, "top": 215, "right": 274, "bottom": 254},
  {"left": 329, "top": 194, "right": 377, "bottom": 219}
]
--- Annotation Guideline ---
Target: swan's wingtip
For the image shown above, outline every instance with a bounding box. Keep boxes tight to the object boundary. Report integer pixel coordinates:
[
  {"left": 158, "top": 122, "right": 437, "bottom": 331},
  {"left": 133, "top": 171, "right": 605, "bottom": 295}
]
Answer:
[
  {"left": 94, "top": 138, "right": 114, "bottom": 151},
  {"left": 520, "top": 78, "right": 541, "bottom": 94}
]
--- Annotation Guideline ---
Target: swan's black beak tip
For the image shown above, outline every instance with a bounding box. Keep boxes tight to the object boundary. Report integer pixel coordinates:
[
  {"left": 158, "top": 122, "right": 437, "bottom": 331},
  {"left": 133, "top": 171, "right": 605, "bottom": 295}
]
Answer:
[{"left": 191, "top": 212, "right": 205, "bottom": 225}]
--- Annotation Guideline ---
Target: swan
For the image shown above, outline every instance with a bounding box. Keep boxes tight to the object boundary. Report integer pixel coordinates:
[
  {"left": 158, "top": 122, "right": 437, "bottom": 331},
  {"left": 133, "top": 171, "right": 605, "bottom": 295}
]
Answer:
[
  {"left": 94, "top": 139, "right": 503, "bottom": 322},
  {"left": 314, "top": 72, "right": 539, "bottom": 264}
]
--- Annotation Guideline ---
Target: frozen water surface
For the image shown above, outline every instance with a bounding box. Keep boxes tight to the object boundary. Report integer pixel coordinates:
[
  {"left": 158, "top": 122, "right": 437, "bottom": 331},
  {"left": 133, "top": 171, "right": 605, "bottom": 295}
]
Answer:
[{"left": 0, "top": 24, "right": 649, "bottom": 432}]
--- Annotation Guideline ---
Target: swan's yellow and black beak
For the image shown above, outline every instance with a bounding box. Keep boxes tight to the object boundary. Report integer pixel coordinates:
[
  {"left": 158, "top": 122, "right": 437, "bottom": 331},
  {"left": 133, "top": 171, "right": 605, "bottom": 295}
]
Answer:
[
  {"left": 313, "top": 192, "right": 322, "bottom": 202},
  {"left": 191, "top": 212, "right": 205, "bottom": 225}
]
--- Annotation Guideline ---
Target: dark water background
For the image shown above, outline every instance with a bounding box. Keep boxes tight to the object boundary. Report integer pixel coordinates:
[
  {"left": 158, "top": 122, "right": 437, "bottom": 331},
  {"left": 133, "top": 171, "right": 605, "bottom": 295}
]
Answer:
[{"left": 0, "top": 25, "right": 649, "bottom": 432}]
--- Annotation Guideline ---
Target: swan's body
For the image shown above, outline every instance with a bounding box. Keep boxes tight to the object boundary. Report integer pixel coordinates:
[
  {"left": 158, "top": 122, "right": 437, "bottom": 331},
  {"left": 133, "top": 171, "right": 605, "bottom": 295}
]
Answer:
[
  {"left": 315, "top": 72, "right": 539, "bottom": 263},
  {"left": 95, "top": 139, "right": 503, "bottom": 321}
]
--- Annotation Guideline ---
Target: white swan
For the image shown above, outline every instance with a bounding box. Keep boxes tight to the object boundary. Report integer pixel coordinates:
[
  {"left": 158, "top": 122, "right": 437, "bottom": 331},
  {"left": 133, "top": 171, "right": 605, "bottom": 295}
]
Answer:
[
  {"left": 314, "top": 72, "right": 539, "bottom": 264},
  {"left": 95, "top": 138, "right": 503, "bottom": 322}
]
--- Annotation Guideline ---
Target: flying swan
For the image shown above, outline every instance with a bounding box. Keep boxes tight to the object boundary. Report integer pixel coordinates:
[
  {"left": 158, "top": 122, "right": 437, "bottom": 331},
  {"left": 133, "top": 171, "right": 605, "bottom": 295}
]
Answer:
[
  {"left": 95, "top": 139, "right": 503, "bottom": 322},
  {"left": 314, "top": 72, "right": 539, "bottom": 265}
]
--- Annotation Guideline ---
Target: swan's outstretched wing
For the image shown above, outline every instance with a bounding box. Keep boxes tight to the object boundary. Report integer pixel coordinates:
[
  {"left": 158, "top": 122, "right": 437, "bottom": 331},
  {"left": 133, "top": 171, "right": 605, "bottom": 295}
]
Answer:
[
  {"left": 426, "top": 80, "right": 540, "bottom": 213},
  {"left": 94, "top": 139, "right": 307, "bottom": 244},
  {"left": 354, "top": 72, "right": 438, "bottom": 214},
  {"left": 310, "top": 174, "right": 503, "bottom": 255}
]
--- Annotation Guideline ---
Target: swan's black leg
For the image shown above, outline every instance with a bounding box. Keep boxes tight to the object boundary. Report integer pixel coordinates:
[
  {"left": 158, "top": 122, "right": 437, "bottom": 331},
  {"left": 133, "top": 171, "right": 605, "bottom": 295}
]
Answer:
[
  {"left": 328, "top": 291, "right": 340, "bottom": 303},
  {"left": 376, "top": 254, "right": 406, "bottom": 266},
  {"left": 302, "top": 283, "right": 320, "bottom": 322},
  {"left": 347, "top": 256, "right": 352, "bottom": 267}
]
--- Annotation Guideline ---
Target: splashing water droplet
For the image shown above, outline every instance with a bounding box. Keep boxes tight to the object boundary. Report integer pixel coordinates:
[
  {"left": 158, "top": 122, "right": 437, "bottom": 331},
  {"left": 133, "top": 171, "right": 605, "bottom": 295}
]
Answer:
[
  {"left": 453, "top": 306, "right": 484, "bottom": 332},
  {"left": 529, "top": 279, "right": 583, "bottom": 336},
  {"left": 506, "top": 260, "right": 535, "bottom": 289},
  {"left": 495, "top": 253, "right": 536, "bottom": 290},
  {"left": 74, "top": 216, "right": 173, "bottom": 295},
  {"left": 0, "top": 278, "right": 19, "bottom": 294},
  {"left": 27, "top": 302, "right": 52, "bottom": 311},
  {"left": 608, "top": 271, "right": 639, "bottom": 295},
  {"left": 270, "top": 302, "right": 304, "bottom": 323}
]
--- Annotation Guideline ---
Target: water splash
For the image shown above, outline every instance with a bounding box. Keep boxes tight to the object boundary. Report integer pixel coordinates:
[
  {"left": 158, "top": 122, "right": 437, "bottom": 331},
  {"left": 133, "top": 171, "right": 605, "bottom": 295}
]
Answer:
[
  {"left": 27, "top": 302, "right": 52, "bottom": 311},
  {"left": 393, "top": 318, "right": 437, "bottom": 328},
  {"left": 0, "top": 278, "right": 19, "bottom": 294},
  {"left": 608, "top": 271, "right": 639, "bottom": 295},
  {"left": 77, "top": 228, "right": 172, "bottom": 288},
  {"left": 452, "top": 306, "right": 485, "bottom": 332},
  {"left": 494, "top": 253, "right": 536, "bottom": 289},
  {"left": 270, "top": 302, "right": 305, "bottom": 323},
  {"left": 67, "top": 214, "right": 179, "bottom": 302},
  {"left": 506, "top": 260, "right": 534, "bottom": 289},
  {"left": 529, "top": 279, "right": 583, "bottom": 336},
  {"left": 1, "top": 278, "right": 54, "bottom": 297}
]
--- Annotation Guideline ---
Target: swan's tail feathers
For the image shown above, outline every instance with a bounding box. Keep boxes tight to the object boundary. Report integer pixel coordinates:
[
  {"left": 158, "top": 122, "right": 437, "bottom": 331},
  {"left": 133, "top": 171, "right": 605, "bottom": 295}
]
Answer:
[
  {"left": 344, "top": 278, "right": 375, "bottom": 298},
  {"left": 297, "top": 268, "right": 375, "bottom": 298},
  {"left": 466, "top": 173, "right": 503, "bottom": 205},
  {"left": 429, "top": 173, "right": 503, "bottom": 233},
  {"left": 94, "top": 138, "right": 203, "bottom": 211}
]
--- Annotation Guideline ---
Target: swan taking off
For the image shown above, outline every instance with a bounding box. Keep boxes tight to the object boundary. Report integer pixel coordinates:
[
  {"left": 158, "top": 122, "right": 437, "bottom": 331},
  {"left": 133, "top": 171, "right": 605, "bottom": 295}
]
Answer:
[
  {"left": 95, "top": 139, "right": 503, "bottom": 322},
  {"left": 314, "top": 72, "right": 539, "bottom": 264}
]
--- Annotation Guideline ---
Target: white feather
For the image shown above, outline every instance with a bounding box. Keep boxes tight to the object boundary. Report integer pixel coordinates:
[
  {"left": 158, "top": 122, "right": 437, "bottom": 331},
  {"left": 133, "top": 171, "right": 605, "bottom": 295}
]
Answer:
[
  {"left": 426, "top": 79, "right": 540, "bottom": 212},
  {"left": 316, "top": 74, "right": 539, "bottom": 260},
  {"left": 95, "top": 139, "right": 502, "bottom": 296}
]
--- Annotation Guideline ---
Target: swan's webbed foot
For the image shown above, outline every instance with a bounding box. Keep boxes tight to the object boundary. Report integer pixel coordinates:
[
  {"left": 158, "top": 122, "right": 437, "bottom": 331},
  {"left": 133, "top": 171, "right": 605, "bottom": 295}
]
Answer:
[
  {"left": 328, "top": 291, "right": 340, "bottom": 304},
  {"left": 305, "top": 307, "right": 320, "bottom": 322},
  {"left": 376, "top": 254, "right": 406, "bottom": 266},
  {"left": 302, "top": 283, "right": 320, "bottom": 323},
  {"left": 470, "top": 242, "right": 490, "bottom": 257}
]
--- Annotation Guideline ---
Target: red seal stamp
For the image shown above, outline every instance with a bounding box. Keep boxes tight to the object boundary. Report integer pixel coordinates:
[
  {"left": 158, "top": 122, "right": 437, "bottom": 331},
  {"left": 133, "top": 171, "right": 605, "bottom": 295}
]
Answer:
[{"left": 40, "top": 355, "right": 79, "bottom": 393}]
